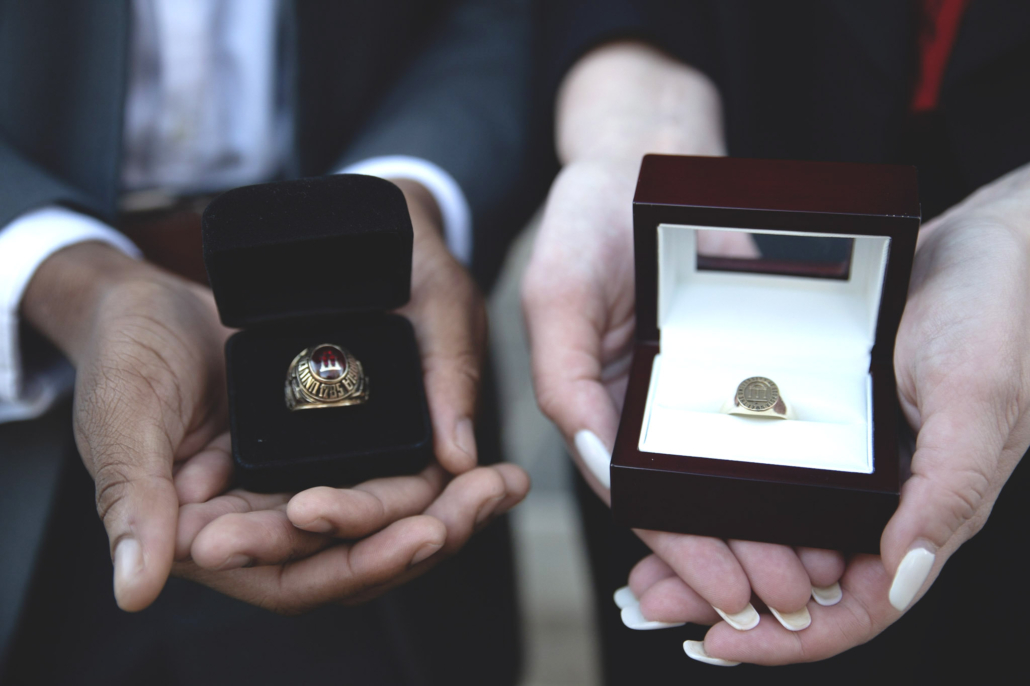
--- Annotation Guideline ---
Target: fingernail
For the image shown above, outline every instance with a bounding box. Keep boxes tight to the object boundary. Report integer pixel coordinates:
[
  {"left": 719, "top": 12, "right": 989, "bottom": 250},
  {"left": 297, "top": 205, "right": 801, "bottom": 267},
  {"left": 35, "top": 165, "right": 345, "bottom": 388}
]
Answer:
[
  {"left": 889, "top": 546, "right": 936, "bottom": 611},
  {"left": 454, "top": 417, "right": 477, "bottom": 465},
  {"left": 683, "top": 641, "right": 741, "bottom": 667},
  {"left": 620, "top": 603, "right": 686, "bottom": 630},
  {"left": 410, "top": 542, "right": 442, "bottom": 566},
  {"left": 114, "top": 538, "right": 143, "bottom": 596},
  {"left": 574, "top": 430, "right": 611, "bottom": 489},
  {"left": 299, "top": 518, "right": 333, "bottom": 534},
  {"left": 812, "top": 582, "right": 843, "bottom": 606},
  {"left": 714, "top": 603, "right": 760, "bottom": 631},
  {"left": 613, "top": 585, "right": 637, "bottom": 609},
  {"left": 218, "top": 554, "right": 253, "bottom": 571},
  {"left": 770, "top": 605, "right": 812, "bottom": 631},
  {"left": 475, "top": 495, "right": 505, "bottom": 526}
]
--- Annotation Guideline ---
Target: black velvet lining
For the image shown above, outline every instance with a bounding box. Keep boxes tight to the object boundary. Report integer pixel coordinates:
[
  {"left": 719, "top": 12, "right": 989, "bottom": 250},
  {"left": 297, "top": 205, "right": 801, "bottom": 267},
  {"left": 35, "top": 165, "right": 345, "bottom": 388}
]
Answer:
[
  {"left": 226, "top": 314, "right": 432, "bottom": 492},
  {"left": 202, "top": 175, "right": 413, "bottom": 328}
]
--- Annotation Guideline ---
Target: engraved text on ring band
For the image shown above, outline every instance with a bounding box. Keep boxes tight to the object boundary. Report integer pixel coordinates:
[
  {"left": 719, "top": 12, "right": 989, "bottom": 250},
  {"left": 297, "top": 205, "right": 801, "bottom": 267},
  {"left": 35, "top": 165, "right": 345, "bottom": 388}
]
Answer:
[{"left": 286, "top": 344, "right": 369, "bottom": 410}]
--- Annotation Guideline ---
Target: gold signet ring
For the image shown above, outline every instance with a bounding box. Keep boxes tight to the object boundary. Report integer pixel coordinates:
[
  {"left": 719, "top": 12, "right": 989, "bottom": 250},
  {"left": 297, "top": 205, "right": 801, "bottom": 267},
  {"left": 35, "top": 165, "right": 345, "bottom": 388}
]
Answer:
[
  {"left": 721, "top": 376, "right": 794, "bottom": 420},
  {"left": 285, "top": 344, "right": 369, "bottom": 411}
]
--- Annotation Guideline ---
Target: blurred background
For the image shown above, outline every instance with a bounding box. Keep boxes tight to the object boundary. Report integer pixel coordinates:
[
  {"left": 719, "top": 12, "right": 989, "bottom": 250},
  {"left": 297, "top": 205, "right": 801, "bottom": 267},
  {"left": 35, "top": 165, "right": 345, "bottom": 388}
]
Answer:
[{"left": 488, "top": 217, "right": 601, "bottom": 686}]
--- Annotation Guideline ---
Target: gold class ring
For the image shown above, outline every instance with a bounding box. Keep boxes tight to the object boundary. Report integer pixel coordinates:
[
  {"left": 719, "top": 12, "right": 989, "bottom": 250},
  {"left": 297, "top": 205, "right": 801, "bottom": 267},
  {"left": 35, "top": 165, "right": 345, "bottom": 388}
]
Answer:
[
  {"left": 285, "top": 343, "right": 369, "bottom": 411},
  {"left": 722, "top": 376, "right": 795, "bottom": 420}
]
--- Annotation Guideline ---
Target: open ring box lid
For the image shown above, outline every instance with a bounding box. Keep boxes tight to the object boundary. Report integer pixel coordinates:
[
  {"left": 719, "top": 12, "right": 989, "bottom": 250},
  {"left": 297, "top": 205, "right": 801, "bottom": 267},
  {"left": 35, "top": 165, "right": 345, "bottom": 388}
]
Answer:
[
  {"left": 202, "top": 175, "right": 432, "bottom": 492},
  {"left": 610, "top": 155, "right": 919, "bottom": 553}
]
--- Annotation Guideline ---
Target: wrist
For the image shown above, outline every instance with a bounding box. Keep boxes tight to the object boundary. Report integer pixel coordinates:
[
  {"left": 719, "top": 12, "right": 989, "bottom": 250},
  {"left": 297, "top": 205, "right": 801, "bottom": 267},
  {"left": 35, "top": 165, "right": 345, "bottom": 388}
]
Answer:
[
  {"left": 390, "top": 178, "right": 445, "bottom": 243},
  {"left": 557, "top": 41, "right": 726, "bottom": 166},
  {"left": 21, "top": 242, "right": 156, "bottom": 365},
  {"left": 918, "top": 162, "right": 1030, "bottom": 251}
]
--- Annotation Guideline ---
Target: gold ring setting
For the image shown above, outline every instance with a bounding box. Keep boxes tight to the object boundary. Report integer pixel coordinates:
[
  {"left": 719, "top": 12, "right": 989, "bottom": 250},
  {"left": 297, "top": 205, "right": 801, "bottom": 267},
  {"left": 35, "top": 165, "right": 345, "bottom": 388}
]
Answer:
[
  {"left": 722, "top": 376, "right": 794, "bottom": 420},
  {"left": 285, "top": 344, "right": 369, "bottom": 411}
]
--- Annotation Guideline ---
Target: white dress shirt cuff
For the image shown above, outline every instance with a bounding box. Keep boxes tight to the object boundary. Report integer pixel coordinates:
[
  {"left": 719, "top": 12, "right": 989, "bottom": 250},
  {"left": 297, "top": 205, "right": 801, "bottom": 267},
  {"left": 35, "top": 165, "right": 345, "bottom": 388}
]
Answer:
[
  {"left": 338, "top": 156, "right": 472, "bottom": 265},
  {"left": 0, "top": 206, "right": 140, "bottom": 420}
]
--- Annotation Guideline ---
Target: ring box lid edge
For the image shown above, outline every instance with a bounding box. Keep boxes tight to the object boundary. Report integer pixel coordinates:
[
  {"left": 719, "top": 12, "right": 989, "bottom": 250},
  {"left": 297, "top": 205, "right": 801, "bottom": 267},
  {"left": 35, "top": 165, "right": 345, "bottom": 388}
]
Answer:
[
  {"left": 632, "top": 155, "right": 920, "bottom": 367},
  {"left": 202, "top": 175, "right": 414, "bottom": 329}
]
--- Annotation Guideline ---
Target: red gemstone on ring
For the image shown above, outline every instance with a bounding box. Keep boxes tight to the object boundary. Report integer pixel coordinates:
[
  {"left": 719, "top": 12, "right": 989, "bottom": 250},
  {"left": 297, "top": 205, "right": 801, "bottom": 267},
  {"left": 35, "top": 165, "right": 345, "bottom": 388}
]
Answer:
[{"left": 309, "top": 345, "right": 347, "bottom": 381}]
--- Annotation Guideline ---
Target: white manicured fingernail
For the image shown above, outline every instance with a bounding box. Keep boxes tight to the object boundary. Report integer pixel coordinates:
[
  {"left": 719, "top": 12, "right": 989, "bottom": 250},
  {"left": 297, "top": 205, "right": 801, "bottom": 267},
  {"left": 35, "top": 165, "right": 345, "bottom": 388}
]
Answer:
[
  {"left": 620, "top": 603, "right": 685, "bottom": 630},
  {"left": 614, "top": 585, "right": 637, "bottom": 609},
  {"left": 770, "top": 605, "right": 812, "bottom": 631},
  {"left": 574, "top": 430, "right": 611, "bottom": 489},
  {"left": 683, "top": 641, "right": 740, "bottom": 666},
  {"left": 889, "top": 547, "right": 936, "bottom": 611},
  {"left": 114, "top": 538, "right": 142, "bottom": 598},
  {"left": 812, "top": 582, "right": 843, "bottom": 606},
  {"left": 714, "top": 603, "right": 760, "bottom": 630}
]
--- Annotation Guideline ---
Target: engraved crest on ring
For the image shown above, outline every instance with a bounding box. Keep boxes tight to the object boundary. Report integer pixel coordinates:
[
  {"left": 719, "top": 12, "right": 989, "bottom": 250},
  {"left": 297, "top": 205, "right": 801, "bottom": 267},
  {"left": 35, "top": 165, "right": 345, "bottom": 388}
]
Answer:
[
  {"left": 286, "top": 343, "right": 369, "bottom": 410},
  {"left": 735, "top": 376, "right": 779, "bottom": 412}
]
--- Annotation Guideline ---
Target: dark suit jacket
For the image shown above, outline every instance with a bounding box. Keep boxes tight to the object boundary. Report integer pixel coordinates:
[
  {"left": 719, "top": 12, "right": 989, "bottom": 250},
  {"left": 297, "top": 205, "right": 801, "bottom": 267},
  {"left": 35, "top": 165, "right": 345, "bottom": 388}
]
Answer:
[
  {"left": 0, "top": 0, "right": 538, "bottom": 284},
  {"left": 0, "top": 1, "right": 538, "bottom": 682}
]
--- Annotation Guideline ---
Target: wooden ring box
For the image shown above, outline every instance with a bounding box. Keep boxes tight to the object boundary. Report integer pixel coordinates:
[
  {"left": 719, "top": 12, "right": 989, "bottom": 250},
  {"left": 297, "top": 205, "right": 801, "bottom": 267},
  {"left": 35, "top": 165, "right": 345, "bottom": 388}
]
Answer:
[{"left": 611, "top": 155, "right": 919, "bottom": 553}]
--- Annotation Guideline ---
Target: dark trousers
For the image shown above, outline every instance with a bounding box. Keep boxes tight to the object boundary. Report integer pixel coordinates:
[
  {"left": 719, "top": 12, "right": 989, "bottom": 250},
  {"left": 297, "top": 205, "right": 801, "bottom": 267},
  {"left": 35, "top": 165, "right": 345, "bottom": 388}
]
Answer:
[{"left": 576, "top": 451, "right": 1029, "bottom": 683}]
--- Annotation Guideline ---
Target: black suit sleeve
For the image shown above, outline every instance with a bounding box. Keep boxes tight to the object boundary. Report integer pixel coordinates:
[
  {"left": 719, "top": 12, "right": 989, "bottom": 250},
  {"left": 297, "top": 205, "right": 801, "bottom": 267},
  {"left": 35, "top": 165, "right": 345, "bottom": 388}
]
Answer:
[
  {"left": 0, "top": 0, "right": 128, "bottom": 228},
  {"left": 0, "top": 142, "right": 105, "bottom": 228},
  {"left": 539, "top": 0, "right": 649, "bottom": 99},
  {"left": 335, "top": 0, "right": 539, "bottom": 282}
]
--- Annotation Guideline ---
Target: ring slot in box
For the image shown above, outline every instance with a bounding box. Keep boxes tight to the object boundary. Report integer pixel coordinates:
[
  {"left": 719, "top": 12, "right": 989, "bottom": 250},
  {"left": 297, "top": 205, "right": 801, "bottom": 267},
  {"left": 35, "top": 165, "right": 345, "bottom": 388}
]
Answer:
[
  {"left": 202, "top": 176, "right": 432, "bottom": 493},
  {"left": 611, "top": 155, "right": 919, "bottom": 553}
]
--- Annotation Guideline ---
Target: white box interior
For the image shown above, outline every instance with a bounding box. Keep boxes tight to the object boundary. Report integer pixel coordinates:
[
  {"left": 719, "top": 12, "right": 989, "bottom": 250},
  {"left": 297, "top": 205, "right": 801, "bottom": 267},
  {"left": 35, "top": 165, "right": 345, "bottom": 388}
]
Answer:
[{"left": 638, "top": 224, "right": 891, "bottom": 473}]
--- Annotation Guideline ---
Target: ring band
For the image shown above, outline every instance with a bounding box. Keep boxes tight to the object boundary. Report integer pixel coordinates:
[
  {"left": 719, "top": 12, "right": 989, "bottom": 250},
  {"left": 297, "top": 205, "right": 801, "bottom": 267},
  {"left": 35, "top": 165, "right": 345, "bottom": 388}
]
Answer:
[
  {"left": 721, "top": 376, "right": 794, "bottom": 420},
  {"left": 285, "top": 343, "right": 369, "bottom": 411}
]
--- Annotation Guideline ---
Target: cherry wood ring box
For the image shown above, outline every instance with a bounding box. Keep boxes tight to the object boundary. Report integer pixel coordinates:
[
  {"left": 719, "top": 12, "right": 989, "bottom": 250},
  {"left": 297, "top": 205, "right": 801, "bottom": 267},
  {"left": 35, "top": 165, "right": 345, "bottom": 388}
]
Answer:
[
  {"left": 202, "top": 175, "right": 432, "bottom": 493},
  {"left": 611, "top": 155, "right": 920, "bottom": 553}
]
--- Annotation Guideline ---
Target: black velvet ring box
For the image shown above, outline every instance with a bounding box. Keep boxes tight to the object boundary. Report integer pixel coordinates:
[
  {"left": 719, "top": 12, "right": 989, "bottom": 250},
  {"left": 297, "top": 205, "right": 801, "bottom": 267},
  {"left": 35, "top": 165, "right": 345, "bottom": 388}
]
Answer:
[
  {"left": 202, "top": 175, "right": 432, "bottom": 493},
  {"left": 611, "top": 155, "right": 920, "bottom": 553}
]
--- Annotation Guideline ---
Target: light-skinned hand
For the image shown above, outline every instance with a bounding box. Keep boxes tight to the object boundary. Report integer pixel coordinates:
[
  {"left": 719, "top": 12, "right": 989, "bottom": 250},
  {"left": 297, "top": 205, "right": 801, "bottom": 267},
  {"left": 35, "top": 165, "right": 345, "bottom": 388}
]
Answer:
[
  {"left": 527, "top": 88, "right": 1030, "bottom": 662},
  {"left": 523, "top": 151, "right": 846, "bottom": 641},
  {"left": 523, "top": 42, "right": 847, "bottom": 648},
  {"left": 633, "top": 161, "right": 1030, "bottom": 666},
  {"left": 524, "top": 40, "right": 1018, "bottom": 666}
]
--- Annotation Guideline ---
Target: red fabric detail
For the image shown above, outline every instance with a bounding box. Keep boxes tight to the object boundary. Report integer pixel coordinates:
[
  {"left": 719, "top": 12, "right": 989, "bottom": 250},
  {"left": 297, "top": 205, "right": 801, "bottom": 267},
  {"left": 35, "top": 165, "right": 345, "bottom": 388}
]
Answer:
[{"left": 911, "top": 0, "right": 971, "bottom": 112}]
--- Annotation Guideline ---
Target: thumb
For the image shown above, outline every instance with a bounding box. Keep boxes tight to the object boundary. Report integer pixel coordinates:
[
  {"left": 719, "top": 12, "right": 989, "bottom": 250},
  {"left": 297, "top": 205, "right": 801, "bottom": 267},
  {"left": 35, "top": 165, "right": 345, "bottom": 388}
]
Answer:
[
  {"left": 879, "top": 396, "right": 1006, "bottom": 612},
  {"left": 75, "top": 390, "right": 180, "bottom": 612},
  {"left": 522, "top": 278, "right": 621, "bottom": 501},
  {"left": 406, "top": 258, "right": 487, "bottom": 476}
]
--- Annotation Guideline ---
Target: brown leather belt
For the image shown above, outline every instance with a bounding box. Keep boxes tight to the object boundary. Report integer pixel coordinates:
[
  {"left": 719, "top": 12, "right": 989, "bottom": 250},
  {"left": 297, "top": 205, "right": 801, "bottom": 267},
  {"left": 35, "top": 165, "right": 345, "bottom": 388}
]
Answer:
[{"left": 117, "top": 189, "right": 218, "bottom": 285}]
